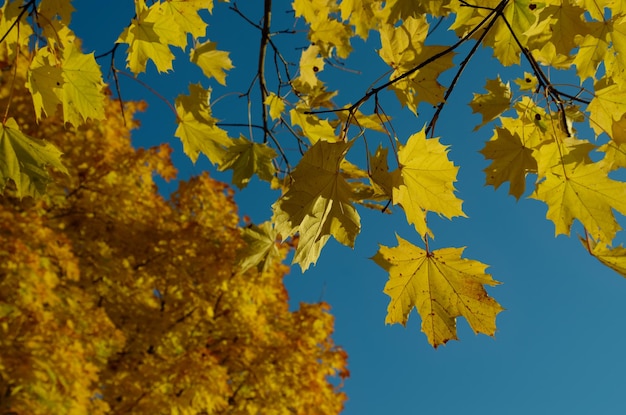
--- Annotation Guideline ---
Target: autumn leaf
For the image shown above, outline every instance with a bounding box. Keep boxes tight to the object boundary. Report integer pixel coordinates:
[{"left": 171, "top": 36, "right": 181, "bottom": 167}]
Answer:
[
  {"left": 273, "top": 140, "right": 360, "bottom": 270},
  {"left": 297, "top": 45, "right": 325, "bottom": 88},
  {"left": 191, "top": 41, "right": 234, "bottom": 85},
  {"left": 373, "top": 236, "right": 503, "bottom": 348},
  {"left": 369, "top": 145, "right": 393, "bottom": 200},
  {"left": 587, "top": 78, "right": 626, "bottom": 139},
  {"left": 0, "top": 118, "right": 67, "bottom": 198},
  {"left": 27, "top": 44, "right": 106, "bottom": 126},
  {"left": 265, "top": 93, "right": 285, "bottom": 120},
  {"left": 392, "top": 129, "right": 465, "bottom": 238},
  {"left": 219, "top": 135, "right": 277, "bottom": 189},
  {"left": 60, "top": 43, "right": 106, "bottom": 125},
  {"left": 238, "top": 221, "right": 282, "bottom": 273},
  {"left": 531, "top": 160, "right": 626, "bottom": 242},
  {"left": 469, "top": 76, "right": 511, "bottom": 131},
  {"left": 289, "top": 107, "right": 339, "bottom": 144},
  {"left": 117, "top": 0, "right": 176, "bottom": 73},
  {"left": 174, "top": 84, "right": 231, "bottom": 164},
  {"left": 480, "top": 127, "right": 537, "bottom": 199},
  {"left": 586, "top": 241, "right": 626, "bottom": 278}
]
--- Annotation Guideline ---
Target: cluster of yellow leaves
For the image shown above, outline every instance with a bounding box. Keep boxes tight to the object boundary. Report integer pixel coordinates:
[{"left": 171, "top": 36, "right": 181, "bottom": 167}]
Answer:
[
  {"left": 282, "top": 0, "right": 626, "bottom": 346},
  {"left": 0, "top": 74, "right": 347, "bottom": 414},
  {"left": 5, "top": 0, "right": 626, "bottom": 351}
]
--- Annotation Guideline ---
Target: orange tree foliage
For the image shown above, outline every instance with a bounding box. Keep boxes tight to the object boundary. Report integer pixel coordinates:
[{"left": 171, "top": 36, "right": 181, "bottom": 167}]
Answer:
[
  {"left": 0, "top": 64, "right": 347, "bottom": 414},
  {"left": 4, "top": 0, "right": 626, "bottom": 348}
]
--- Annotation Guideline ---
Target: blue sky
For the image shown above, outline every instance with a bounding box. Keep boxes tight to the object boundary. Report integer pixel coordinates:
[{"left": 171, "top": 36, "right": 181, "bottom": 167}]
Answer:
[{"left": 73, "top": 2, "right": 626, "bottom": 413}]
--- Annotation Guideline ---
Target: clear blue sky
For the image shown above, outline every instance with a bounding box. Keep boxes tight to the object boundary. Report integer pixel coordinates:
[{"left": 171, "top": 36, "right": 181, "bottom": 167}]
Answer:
[{"left": 74, "top": 2, "right": 626, "bottom": 414}]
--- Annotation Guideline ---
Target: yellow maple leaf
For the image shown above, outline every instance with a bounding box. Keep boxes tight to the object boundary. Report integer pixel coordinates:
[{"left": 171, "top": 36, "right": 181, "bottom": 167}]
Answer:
[
  {"left": 369, "top": 145, "right": 393, "bottom": 200},
  {"left": 191, "top": 41, "right": 234, "bottom": 86},
  {"left": 158, "top": 0, "right": 208, "bottom": 40},
  {"left": 372, "top": 236, "right": 503, "bottom": 348},
  {"left": 297, "top": 45, "right": 325, "bottom": 88},
  {"left": 219, "top": 136, "right": 277, "bottom": 189},
  {"left": 117, "top": 0, "right": 176, "bottom": 74},
  {"left": 238, "top": 221, "right": 282, "bottom": 273},
  {"left": 174, "top": 84, "right": 231, "bottom": 164},
  {"left": 336, "top": 109, "right": 390, "bottom": 133},
  {"left": 289, "top": 107, "right": 338, "bottom": 144},
  {"left": 587, "top": 78, "right": 626, "bottom": 139},
  {"left": 587, "top": 241, "right": 626, "bottom": 278},
  {"left": 27, "top": 44, "right": 106, "bottom": 126},
  {"left": 272, "top": 141, "right": 360, "bottom": 270},
  {"left": 60, "top": 43, "right": 106, "bottom": 126},
  {"left": 27, "top": 48, "right": 64, "bottom": 121},
  {"left": 480, "top": 127, "right": 537, "bottom": 199},
  {"left": 38, "top": 0, "right": 74, "bottom": 24},
  {"left": 392, "top": 129, "right": 465, "bottom": 238},
  {"left": 513, "top": 72, "right": 538, "bottom": 91},
  {"left": 469, "top": 76, "right": 511, "bottom": 131},
  {"left": 339, "top": 0, "right": 379, "bottom": 39},
  {"left": 0, "top": 0, "right": 34, "bottom": 61},
  {"left": 265, "top": 93, "right": 285, "bottom": 120},
  {"left": 531, "top": 160, "right": 626, "bottom": 242},
  {"left": 0, "top": 118, "right": 68, "bottom": 198},
  {"left": 573, "top": 25, "right": 609, "bottom": 81}
]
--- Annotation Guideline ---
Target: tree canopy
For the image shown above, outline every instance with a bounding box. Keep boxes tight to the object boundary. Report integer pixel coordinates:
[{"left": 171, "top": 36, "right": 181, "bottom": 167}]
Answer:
[
  {"left": 0, "top": 52, "right": 347, "bottom": 413},
  {"left": 2, "top": 0, "right": 626, "bottom": 381}
]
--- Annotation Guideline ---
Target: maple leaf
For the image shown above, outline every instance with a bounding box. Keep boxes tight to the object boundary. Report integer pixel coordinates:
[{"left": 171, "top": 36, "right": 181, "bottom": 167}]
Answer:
[
  {"left": 27, "top": 43, "right": 106, "bottom": 126},
  {"left": 0, "top": 0, "right": 34, "bottom": 61},
  {"left": 480, "top": 127, "right": 537, "bottom": 199},
  {"left": 219, "top": 136, "right": 277, "bottom": 189},
  {"left": 238, "top": 221, "right": 282, "bottom": 273},
  {"left": 531, "top": 160, "right": 626, "bottom": 242},
  {"left": 0, "top": 118, "right": 68, "bottom": 198},
  {"left": 339, "top": 0, "right": 379, "bottom": 39},
  {"left": 470, "top": 76, "right": 511, "bottom": 131},
  {"left": 289, "top": 107, "right": 338, "bottom": 144},
  {"left": 60, "top": 43, "right": 106, "bottom": 126},
  {"left": 586, "top": 241, "right": 626, "bottom": 278},
  {"left": 174, "top": 84, "right": 231, "bottom": 164},
  {"left": 191, "top": 41, "right": 234, "bottom": 86},
  {"left": 392, "top": 129, "right": 465, "bottom": 238},
  {"left": 265, "top": 93, "right": 285, "bottom": 120},
  {"left": 372, "top": 236, "right": 503, "bottom": 348},
  {"left": 158, "top": 0, "right": 208, "bottom": 40},
  {"left": 38, "top": 0, "right": 74, "bottom": 24},
  {"left": 298, "top": 45, "right": 325, "bottom": 88},
  {"left": 587, "top": 78, "right": 626, "bottom": 139},
  {"left": 336, "top": 109, "right": 390, "bottom": 133},
  {"left": 273, "top": 141, "right": 360, "bottom": 270},
  {"left": 487, "top": 0, "right": 537, "bottom": 66},
  {"left": 369, "top": 145, "right": 393, "bottom": 200},
  {"left": 117, "top": 0, "right": 176, "bottom": 74},
  {"left": 27, "top": 49, "right": 64, "bottom": 121}
]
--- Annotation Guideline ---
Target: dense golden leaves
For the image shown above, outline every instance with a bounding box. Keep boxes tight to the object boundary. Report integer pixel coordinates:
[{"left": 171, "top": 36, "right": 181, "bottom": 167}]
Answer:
[
  {"left": 373, "top": 236, "right": 503, "bottom": 347},
  {"left": 0, "top": 86, "right": 347, "bottom": 413},
  {"left": 6, "top": 0, "right": 626, "bottom": 353}
]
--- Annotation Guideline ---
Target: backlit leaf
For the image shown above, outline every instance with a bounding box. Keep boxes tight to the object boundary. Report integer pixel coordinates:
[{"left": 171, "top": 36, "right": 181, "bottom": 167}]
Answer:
[
  {"left": 174, "top": 84, "right": 231, "bottom": 164},
  {"left": 0, "top": 118, "right": 67, "bottom": 198},
  {"left": 219, "top": 136, "right": 277, "bottom": 189},
  {"left": 191, "top": 41, "right": 234, "bottom": 86},
  {"left": 392, "top": 129, "right": 465, "bottom": 238},
  {"left": 373, "top": 236, "right": 503, "bottom": 348},
  {"left": 273, "top": 141, "right": 360, "bottom": 270}
]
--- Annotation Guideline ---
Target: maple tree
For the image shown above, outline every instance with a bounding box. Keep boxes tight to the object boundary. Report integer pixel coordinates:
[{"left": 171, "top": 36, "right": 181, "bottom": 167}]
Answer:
[
  {"left": 0, "top": 56, "right": 347, "bottom": 413},
  {"left": 2, "top": 0, "right": 626, "bottom": 354}
]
